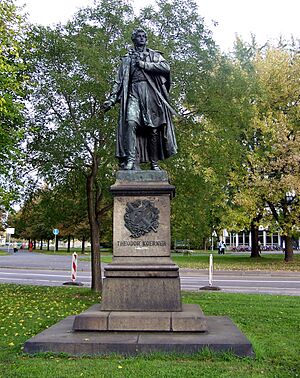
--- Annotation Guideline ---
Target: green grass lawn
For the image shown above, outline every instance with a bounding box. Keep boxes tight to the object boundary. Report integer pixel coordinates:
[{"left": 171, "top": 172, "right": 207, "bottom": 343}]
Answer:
[
  {"left": 172, "top": 253, "right": 300, "bottom": 271},
  {"left": 32, "top": 248, "right": 110, "bottom": 255},
  {"left": 0, "top": 284, "right": 299, "bottom": 377},
  {"left": 78, "top": 252, "right": 300, "bottom": 272}
]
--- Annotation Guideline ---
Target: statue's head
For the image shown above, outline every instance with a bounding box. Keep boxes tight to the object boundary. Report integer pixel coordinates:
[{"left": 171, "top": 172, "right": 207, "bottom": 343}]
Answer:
[{"left": 131, "top": 28, "right": 147, "bottom": 47}]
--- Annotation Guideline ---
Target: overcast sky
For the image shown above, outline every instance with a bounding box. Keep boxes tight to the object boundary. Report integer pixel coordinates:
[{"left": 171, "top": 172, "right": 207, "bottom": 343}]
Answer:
[{"left": 16, "top": 0, "right": 300, "bottom": 51}]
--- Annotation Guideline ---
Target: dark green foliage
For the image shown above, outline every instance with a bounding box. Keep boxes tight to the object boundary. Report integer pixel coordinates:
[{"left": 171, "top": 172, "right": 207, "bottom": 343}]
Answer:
[{"left": 0, "top": 0, "right": 31, "bottom": 207}]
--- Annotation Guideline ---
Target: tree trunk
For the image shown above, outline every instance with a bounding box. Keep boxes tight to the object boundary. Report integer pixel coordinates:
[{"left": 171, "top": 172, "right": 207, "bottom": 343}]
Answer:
[
  {"left": 33, "top": 239, "right": 36, "bottom": 250},
  {"left": 81, "top": 236, "right": 86, "bottom": 254},
  {"left": 250, "top": 219, "right": 261, "bottom": 258},
  {"left": 67, "top": 235, "right": 71, "bottom": 253},
  {"left": 40, "top": 239, "right": 43, "bottom": 250},
  {"left": 86, "top": 173, "right": 102, "bottom": 292},
  {"left": 284, "top": 235, "right": 294, "bottom": 262},
  {"left": 47, "top": 239, "right": 50, "bottom": 251}
]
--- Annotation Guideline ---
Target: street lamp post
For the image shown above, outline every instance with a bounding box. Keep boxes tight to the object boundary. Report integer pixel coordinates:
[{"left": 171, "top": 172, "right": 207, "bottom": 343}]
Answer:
[
  {"left": 6, "top": 228, "right": 15, "bottom": 253},
  {"left": 211, "top": 230, "right": 217, "bottom": 251},
  {"left": 286, "top": 190, "right": 296, "bottom": 205},
  {"left": 284, "top": 190, "right": 297, "bottom": 262}
]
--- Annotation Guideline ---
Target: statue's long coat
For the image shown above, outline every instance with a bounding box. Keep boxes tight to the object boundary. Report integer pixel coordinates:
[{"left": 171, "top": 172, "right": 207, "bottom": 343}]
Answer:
[{"left": 108, "top": 48, "right": 177, "bottom": 163}]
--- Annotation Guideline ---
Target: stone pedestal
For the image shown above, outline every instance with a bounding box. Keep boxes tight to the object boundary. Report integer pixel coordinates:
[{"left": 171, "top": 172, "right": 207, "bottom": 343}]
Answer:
[
  {"left": 101, "top": 170, "right": 182, "bottom": 312},
  {"left": 100, "top": 265, "right": 181, "bottom": 311},
  {"left": 75, "top": 170, "right": 206, "bottom": 330},
  {"left": 23, "top": 170, "right": 254, "bottom": 357}
]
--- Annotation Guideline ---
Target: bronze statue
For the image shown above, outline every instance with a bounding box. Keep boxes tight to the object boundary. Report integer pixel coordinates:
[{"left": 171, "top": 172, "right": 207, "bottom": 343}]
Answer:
[{"left": 103, "top": 28, "right": 177, "bottom": 170}]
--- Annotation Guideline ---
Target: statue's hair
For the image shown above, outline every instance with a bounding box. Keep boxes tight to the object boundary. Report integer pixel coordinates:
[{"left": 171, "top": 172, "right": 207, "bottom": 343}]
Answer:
[{"left": 131, "top": 28, "right": 147, "bottom": 42}]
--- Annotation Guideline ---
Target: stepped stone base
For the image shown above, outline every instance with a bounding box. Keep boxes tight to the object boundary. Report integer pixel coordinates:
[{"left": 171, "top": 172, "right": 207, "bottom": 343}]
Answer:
[
  {"left": 73, "top": 304, "right": 207, "bottom": 332},
  {"left": 23, "top": 314, "right": 254, "bottom": 357}
]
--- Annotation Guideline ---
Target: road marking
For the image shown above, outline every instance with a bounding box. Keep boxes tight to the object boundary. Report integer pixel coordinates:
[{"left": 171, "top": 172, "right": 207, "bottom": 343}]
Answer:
[
  {"left": 0, "top": 271, "right": 299, "bottom": 295},
  {"left": 0, "top": 272, "right": 299, "bottom": 284},
  {"left": 0, "top": 271, "right": 91, "bottom": 278},
  {"left": 181, "top": 278, "right": 300, "bottom": 283},
  {"left": 0, "top": 277, "right": 64, "bottom": 283},
  {"left": 0, "top": 277, "right": 90, "bottom": 284},
  {"left": 0, "top": 277, "right": 295, "bottom": 291},
  {"left": 0, "top": 277, "right": 299, "bottom": 294},
  {"left": 182, "top": 283, "right": 297, "bottom": 289}
]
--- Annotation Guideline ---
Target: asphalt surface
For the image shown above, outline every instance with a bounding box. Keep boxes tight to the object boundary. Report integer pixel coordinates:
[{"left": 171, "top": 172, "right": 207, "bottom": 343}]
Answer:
[{"left": 0, "top": 250, "right": 299, "bottom": 295}]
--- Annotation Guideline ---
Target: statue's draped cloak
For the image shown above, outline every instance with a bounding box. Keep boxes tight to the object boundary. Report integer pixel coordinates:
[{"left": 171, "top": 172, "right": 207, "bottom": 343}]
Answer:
[{"left": 109, "top": 48, "right": 177, "bottom": 163}]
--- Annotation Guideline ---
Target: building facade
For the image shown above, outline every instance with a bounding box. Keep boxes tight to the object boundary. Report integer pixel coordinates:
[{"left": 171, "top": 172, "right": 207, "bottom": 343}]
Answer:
[{"left": 224, "top": 228, "right": 299, "bottom": 250}]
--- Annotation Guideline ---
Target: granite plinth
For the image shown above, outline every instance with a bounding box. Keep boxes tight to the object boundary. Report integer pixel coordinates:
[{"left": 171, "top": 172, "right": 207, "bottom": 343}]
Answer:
[
  {"left": 108, "top": 257, "right": 174, "bottom": 264},
  {"left": 73, "top": 304, "right": 207, "bottom": 332},
  {"left": 103, "top": 264, "right": 179, "bottom": 276},
  {"left": 116, "top": 170, "right": 169, "bottom": 182},
  {"left": 24, "top": 315, "right": 254, "bottom": 357},
  {"left": 101, "top": 264, "right": 181, "bottom": 311},
  {"left": 105, "top": 171, "right": 180, "bottom": 312},
  {"left": 101, "top": 277, "right": 181, "bottom": 311},
  {"left": 110, "top": 170, "right": 175, "bottom": 198},
  {"left": 113, "top": 195, "right": 171, "bottom": 257}
]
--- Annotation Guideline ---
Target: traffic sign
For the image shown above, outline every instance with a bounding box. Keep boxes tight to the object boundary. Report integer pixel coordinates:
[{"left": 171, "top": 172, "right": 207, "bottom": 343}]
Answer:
[{"left": 53, "top": 229, "right": 59, "bottom": 235}]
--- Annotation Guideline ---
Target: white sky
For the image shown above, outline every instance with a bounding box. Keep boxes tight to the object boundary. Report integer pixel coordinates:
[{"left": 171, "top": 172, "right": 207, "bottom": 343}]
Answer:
[{"left": 15, "top": 0, "right": 300, "bottom": 51}]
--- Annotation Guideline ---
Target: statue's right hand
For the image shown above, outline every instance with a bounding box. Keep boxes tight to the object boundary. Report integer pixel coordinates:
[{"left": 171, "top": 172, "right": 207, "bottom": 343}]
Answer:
[{"left": 102, "top": 100, "right": 113, "bottom": 112}]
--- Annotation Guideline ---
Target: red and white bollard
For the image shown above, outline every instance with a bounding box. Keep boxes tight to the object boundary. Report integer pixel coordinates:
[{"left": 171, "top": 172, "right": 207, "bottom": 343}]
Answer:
[
  {"left": 199, "top": 253, "right": 221, "bottom": 291},
  {"left": 71, "top": 252, "right": 78, "bottom": 282},
  {"left": 208, "top": 253, "right": 213, "bottom": 287},
  {"left": 63, "top": 252, "right": 83, "bottom": 286}
]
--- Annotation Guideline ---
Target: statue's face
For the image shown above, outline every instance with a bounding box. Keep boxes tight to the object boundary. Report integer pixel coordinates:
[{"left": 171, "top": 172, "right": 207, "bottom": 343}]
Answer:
[{"left": 134, "top": 32, "right": 147, "bottom": 48}]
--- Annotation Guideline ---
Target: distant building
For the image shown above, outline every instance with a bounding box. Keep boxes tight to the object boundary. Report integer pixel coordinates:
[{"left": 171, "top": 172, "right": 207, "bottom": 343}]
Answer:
[
  {"left": 224, "top": 227, "right": 299, "bottom": 250},
  {"left": 0, "top": 231, "right": 6, "bottom": 245}
]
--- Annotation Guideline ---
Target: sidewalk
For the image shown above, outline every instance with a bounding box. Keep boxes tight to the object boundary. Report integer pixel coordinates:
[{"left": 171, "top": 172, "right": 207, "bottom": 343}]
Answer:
[
  {"left": 0, "top": 250, "right": 91, "bottom": 271},
  {"left": 180, "top": 268, "right": 300, "bottom": 277}
]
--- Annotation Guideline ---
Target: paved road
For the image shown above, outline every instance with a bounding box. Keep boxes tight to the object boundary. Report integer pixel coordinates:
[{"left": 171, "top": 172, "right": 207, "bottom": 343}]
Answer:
[{"left": 0, "top": 251, "right": 299, "bottom": 295}]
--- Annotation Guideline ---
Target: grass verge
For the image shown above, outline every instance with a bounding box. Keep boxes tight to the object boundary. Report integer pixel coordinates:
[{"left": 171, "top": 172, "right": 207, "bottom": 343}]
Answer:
[
  {"left": 31, "top": 248, "right": 110, "bottom": 255},
  {"left": 78, "top": 253, "right": 300, "bottom": 271},
  {"left": 0, "top": 284, "right": 299, "bottom": 377},
  {"left": 172, "top": 253, "right": 300, "bottom": 271},
  {"left": 29, "top": 249, "right": 300, "bottom": 272}
]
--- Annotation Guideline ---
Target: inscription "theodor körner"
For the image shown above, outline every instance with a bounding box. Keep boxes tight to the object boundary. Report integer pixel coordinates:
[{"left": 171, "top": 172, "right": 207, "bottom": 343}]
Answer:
[{"left": 117, "top": 240, "right": 167, "bottom": 247}]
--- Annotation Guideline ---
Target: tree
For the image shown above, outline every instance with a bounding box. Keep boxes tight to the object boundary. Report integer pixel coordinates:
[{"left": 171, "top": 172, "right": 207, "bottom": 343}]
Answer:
[
  {"left": 11, "top": 177, "right": 93, "bottom": 252},
  {"left": 11, "top": 193, "right": 53, "bottom": 247},
  {"left": 172, "top": 47, "right": 257, "bottom": 247},
  {"left": 220, "top": 44, "right": 300, "bottom": 261},
  {"left": 0, "top": 0, "right": 31, "bottom": 208},
  {"left": 25, "top": 0, "right": 135, "bottom": 291},
  {"left": 247, "top": 48, "right": 300, "bottom": 261}
]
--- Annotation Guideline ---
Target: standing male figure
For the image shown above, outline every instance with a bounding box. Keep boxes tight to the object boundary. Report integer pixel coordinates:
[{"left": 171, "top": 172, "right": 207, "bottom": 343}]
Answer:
[{"left": 103, "top": 28, "right": 177, "bottom": 170}]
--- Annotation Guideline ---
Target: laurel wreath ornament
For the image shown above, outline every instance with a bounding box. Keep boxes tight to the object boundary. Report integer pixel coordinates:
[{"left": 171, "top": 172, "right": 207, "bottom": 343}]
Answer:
[{"left": 124, "top": 200, "right": 160, "bottom": 238}]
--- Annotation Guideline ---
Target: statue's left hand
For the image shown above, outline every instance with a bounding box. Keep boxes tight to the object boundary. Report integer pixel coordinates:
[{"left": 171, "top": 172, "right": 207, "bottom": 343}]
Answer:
[{"left": 136, "top": 60, "right": 145, "bottom": 69}]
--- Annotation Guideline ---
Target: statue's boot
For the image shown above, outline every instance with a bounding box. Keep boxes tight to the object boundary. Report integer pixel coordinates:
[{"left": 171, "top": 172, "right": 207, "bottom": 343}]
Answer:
[
  {"left": 124, "top": 160, "right": 135, "bottom": 170},
  {"left": 124, "top": 122, "right": 137, "bottom": 170},
  {"left": 150, "top": 162, "right": 161, "bottom": 170},
  {"left": 150, "top": 128, "right": 161, "bottom": 171}
]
